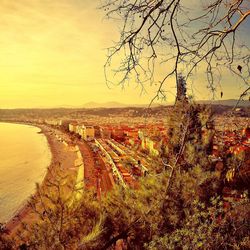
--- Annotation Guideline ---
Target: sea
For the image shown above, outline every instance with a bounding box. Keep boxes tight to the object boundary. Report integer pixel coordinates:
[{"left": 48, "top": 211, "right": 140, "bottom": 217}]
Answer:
[{"left": 0, "top": 122, "right": 51, "bottom": 223}]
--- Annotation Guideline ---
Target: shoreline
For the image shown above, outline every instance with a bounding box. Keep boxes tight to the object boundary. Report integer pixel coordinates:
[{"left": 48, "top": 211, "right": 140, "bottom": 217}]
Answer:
[{"left": 3, "top": 122, "right": 77, "bottom": 234}]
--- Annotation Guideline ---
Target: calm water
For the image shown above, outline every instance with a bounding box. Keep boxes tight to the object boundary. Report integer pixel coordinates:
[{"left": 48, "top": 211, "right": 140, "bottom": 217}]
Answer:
[{"left": 0, "top": 122, "right": 51, "bottom": 222}]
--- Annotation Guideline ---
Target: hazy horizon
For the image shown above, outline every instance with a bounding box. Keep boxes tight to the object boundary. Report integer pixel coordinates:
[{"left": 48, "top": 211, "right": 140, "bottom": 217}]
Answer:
[{"left": 0, "top": 99, "right": 249, "bottom": 110}]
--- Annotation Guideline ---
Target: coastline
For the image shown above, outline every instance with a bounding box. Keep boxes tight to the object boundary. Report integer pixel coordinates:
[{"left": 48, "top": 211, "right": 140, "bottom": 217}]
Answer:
[{"left": 3, "top": 123, "right": 78, "bottom": 234}]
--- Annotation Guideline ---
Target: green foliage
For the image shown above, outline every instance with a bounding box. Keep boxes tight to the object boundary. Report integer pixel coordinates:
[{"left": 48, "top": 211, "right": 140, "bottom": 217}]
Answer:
[
  {"left": 14, "top": 165, "right": 103, "bottom": 250},
  {"left": 147, "top": 197, "right": 250, "bottom": 250},
  {"left": 166, "top": 102, "right": 214, "bottom": 171},
  {"left": 101, "top": 173, "right": 169, "bottom": 249}
]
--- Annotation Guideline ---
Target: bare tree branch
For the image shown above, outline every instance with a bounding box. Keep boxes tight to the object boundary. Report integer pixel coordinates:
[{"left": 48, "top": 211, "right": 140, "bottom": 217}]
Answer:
[{"left": 101, "top": 0, "right": 250, "bottom": 103}]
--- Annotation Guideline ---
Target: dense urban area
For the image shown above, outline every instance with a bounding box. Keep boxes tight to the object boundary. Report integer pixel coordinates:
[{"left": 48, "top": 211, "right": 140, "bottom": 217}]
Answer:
[{"left": 1, "top": 104, "right": 249, "bottom": 198}]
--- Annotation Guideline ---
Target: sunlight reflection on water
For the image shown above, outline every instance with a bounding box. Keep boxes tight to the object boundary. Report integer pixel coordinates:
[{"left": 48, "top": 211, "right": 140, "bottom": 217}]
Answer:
[{"left": 0, "top": 122, "right": 51, "bottom": 223}]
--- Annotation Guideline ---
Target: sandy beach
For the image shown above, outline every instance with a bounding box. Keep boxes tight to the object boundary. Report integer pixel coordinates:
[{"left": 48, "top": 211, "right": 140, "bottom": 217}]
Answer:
[{"left": 4, "top": 124, "right": 80, "bottom": 235}]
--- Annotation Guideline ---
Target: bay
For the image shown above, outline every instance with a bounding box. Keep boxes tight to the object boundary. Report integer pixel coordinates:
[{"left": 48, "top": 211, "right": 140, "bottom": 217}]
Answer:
[{"left": 0, "top": 122, "right": 51, "bottom": 223}]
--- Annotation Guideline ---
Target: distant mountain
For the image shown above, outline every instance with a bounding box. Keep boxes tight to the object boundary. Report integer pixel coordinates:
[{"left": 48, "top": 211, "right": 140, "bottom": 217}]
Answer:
[
  {"left": 82, "top": 102, "right": 160, "bottom": 108},
  {"left": 83, "top": 102, "right": 125, "bottom": 108},
  {"left": 198, "top": 99, "right": 250, "bottom": 107},
  {"left": 83, "top": 99, "right": 249, "bottom": 108},
  {"left": 8, "top": 99, "right": 247, "bottom": 110}
]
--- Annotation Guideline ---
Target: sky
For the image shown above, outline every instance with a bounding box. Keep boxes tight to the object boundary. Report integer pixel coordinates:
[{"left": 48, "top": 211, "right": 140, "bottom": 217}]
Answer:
[{"left": 0, "top": 0, "right": 249, "bottom": 108}]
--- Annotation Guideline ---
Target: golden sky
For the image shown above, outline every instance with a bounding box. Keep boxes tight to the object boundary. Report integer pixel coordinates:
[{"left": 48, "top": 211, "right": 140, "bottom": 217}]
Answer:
[{"left": 0, "top": 0, "right": 249, "bottom": 108}]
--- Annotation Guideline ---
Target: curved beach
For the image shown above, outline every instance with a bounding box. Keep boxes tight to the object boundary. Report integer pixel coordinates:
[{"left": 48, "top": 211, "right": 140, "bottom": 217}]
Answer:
[{"left": 4, "top": 124, "right": 79, "bottom": 234}]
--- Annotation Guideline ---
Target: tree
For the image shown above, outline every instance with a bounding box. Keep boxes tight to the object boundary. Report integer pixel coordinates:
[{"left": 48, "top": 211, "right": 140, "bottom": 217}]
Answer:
[
  {"left": 98, "top": 6, "right": 250, "bottom": 248},
  {"left": 101, "top": 0, "right": 250, "bottom": 103},
  {"left": 147, "top": 197, "right": 250, "bottom": 250},
  {"left": 13, "top": 165, "right": 103, "bottom": 250},
  {"left": 90, "top": 103, "right": 219, "bottom": 249}
]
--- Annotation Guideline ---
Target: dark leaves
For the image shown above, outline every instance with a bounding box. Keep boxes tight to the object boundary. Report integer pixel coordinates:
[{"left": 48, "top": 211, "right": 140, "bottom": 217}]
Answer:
[{"left": 237, "top": 65, "right": 242, "bottom": 73}]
